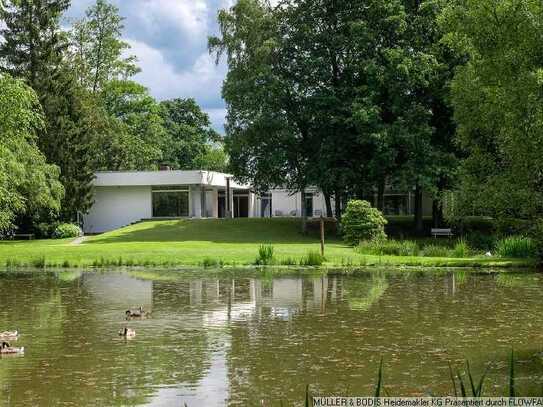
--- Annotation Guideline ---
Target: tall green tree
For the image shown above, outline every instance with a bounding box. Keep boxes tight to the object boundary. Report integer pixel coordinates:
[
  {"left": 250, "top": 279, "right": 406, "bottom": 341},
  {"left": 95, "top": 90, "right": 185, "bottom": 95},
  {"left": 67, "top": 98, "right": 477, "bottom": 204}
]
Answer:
[
  {"left": 159, "top": 98, "right": 227, "bottom": 172},
  {"left": 440, "top": 0, "right": 543, "bottom": 225},
  {"left": 0, "top": 0, "right": 98, "bottom": 221},
  {"left": 211, "top": 0, "right": 457, "bottom": 229},
  {"left": 0, "top": 74, "right": 63, "bottom": 234},
  {"left": 94, "top": 80, "right": 165, "bottom": 170},
  {"left": 69, "top": 0, "right": 139, "bottom": 92}
]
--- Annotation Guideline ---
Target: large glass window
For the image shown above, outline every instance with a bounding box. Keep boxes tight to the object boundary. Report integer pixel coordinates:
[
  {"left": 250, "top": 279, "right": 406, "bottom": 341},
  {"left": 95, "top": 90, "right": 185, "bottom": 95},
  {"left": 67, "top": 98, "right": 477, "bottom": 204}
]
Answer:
[{"left": 152, "top": 186, "right": 189, "bottom": 217}]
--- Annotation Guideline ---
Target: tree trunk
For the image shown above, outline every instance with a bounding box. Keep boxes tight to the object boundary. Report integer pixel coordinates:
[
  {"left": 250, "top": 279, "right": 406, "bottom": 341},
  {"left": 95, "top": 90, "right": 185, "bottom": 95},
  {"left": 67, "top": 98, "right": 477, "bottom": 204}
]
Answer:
[
  {"left": 414, "top": 183, "right": 424, "bottom": 235},
  {"left": 334, "top": 189, "right": 342, "bottom": 222},
  {"left": 432, "top": 199, "right": 443, "bottom": 228},
  {"left": 377, "top": 180, "right": 385, "bottom": 211},
  {"left": 324, "top": 192, "right": 333, "bottom": 218}
]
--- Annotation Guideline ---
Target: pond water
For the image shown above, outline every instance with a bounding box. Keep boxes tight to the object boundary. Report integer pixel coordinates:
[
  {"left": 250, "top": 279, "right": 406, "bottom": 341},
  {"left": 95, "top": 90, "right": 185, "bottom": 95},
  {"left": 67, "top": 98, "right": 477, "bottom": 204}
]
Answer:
[{"left": 0, "top": 270, "right": 542, "bottom": 406}]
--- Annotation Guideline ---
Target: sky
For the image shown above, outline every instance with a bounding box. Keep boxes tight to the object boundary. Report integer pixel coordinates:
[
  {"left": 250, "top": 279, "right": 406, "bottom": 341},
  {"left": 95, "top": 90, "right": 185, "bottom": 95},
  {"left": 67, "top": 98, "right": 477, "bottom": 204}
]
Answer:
[{"left": 66, "top": 0, "right": 235, "bottom": 133}]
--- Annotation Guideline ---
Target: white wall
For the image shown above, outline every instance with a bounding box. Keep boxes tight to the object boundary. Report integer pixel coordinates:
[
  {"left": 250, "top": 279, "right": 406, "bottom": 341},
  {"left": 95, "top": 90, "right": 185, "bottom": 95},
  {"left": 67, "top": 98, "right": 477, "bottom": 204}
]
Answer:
[
  {"left": 266, "top": 189, "right": 333, "bottom": 217},
  {"left": 83, "top": 186, "right": 152, "bottom": 233}
]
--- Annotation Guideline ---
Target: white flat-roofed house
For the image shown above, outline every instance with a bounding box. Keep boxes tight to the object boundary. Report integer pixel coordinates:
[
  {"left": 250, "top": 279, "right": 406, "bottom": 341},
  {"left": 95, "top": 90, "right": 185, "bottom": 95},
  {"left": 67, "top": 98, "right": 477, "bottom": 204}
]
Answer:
[{"left": 82, "top": 170, "right": 331, "bottom": 233}]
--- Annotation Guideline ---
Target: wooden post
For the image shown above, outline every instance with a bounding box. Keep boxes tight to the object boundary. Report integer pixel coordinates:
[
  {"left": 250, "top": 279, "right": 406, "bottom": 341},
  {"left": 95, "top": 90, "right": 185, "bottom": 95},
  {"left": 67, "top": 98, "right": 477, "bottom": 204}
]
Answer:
[{"left": 320, "top": 215, "right": 325, "bottom": 257}]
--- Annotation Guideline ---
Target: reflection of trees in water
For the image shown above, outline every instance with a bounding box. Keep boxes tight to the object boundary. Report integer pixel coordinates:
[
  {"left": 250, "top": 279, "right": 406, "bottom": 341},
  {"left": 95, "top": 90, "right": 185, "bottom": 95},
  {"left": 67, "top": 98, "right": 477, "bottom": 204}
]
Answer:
[
  {"left": 2, "top": 272, "right": 543, "bottom": 404},
  {"left": 224, "top": 272, "right": 543, "bottom": 402},
  {"left": 344, "top": 274, "right": 388, "bottom": 311},
  {"left": 0, "top": 273, "right": 217, "bottom": 406}
]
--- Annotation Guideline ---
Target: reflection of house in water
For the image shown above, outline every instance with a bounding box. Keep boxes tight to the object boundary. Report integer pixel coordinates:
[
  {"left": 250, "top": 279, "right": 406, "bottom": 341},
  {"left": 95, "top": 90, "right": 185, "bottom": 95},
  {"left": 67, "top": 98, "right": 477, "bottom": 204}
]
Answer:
[{"left": 187, "top": 277, "right": 339, "bottom": 325}]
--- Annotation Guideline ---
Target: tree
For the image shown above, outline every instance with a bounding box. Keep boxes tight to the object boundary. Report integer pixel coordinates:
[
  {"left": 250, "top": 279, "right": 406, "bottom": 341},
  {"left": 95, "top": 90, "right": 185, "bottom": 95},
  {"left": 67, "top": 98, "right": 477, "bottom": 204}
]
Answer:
[
  {"left": 0, "top": 0, "right": 99, "bottom": 221},
  {"left": 0, "top": 74, "right": 63, "bottom": 234},
  {"left": 95, "top": 80, "right": 165, "bottom": 170},
  {"left": 69, "top": 0, "right": 139, "bottom": 92},
  {"left": 159, "top": 98, "right": 227, "bottom": 171},
  {"left": 210, "top": 0, "right": 456, "bottom": 232},
  {"left": 440, "top": 0, "right": 543, "bottom": 226}
]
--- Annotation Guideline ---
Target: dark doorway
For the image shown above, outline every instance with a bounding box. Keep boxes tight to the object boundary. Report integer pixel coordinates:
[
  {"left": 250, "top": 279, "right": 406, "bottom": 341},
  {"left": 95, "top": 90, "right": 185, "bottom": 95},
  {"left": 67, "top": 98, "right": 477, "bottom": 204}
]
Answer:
[
  {"left": 234, "top": 196, "right": 249, "bottom": 218},
  {"left": 218, "top": 195, "right": 226, "bottom": 218}
]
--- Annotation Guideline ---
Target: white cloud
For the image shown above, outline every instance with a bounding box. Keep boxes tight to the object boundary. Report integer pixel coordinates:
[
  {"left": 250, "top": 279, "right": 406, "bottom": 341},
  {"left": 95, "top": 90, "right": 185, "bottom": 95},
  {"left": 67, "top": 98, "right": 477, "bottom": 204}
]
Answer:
[
  {"left": 127, "top": 39, "right": 226, "bottom": 131},
  {"left": 127, "top": 0, "right": 209, "bottom": 42}
]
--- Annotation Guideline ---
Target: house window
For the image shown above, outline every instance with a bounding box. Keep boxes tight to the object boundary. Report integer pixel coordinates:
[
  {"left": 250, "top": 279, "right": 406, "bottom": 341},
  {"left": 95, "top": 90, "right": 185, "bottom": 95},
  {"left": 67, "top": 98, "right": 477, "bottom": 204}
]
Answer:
[{"left": 152, "top": 185, "right": 189, "bottom": 217}]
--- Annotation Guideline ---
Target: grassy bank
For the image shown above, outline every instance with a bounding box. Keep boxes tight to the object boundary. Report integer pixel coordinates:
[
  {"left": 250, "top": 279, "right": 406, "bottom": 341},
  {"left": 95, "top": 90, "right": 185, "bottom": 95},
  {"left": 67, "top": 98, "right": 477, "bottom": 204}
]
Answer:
[{"left": 0, "top": 219, "right": 535, "bottom": 269}]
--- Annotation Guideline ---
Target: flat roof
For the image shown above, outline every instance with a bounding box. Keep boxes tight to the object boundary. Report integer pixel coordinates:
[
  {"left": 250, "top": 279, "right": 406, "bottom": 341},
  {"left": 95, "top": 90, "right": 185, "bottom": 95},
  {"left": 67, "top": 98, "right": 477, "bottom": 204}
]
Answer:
[{"left": 94, "top": 170, "right": 250, "bottom": 189}]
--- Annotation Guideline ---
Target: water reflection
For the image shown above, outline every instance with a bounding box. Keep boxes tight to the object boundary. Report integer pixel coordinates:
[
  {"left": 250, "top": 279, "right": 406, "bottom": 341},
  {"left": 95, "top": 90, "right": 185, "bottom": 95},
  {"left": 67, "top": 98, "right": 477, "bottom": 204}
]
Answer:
[{"left": 0, "top": 270, "right": 542, "bottom": 406}]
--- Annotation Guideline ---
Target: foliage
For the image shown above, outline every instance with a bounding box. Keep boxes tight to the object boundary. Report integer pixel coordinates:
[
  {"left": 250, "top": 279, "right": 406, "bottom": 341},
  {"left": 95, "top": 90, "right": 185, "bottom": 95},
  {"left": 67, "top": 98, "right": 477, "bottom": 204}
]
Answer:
[
  {"left": 69, "top": 0, "right": 139, "bottom": 92},
  {"left": 299, "top": 250, "right": 324, "bottom": 266},
  {"left": 159, "top": 98, "right": 227, "bottom": 171},
  {"left": 465, "top": 232, "right": 496, "bottom": 252},
  {"left": 422, "top": 244, "right": 451, "bottom": 258},
  {"left": 0, "top": 0, "right": 98, "bottom": 221},
  {"left": 255, "top": 244, "right": 275, "bottom": 265},
  {"left": 451, "top": 239, "right": 471, "bottom": 258},
  {"left": 358, "top": 239, "right": 419, "bottom": 257},
  {"left": 97, "top": 80, "right": 165, "bottom": 170},
  {"left": 496, "top": 236, "right": 537, "bottom": 259},
  {"left": 210, "top": 0, "right": 459, "bottom": 223},
  {"left": 201, "top": 257, "right": 224, "bottom": 268},
  {"left": 341, "top": 200, "right": 387, "bottom": 245},
  {"left": 0, "top": 75, "right": 63, "bottom": 235},
  {"left": 52, "top": 223, "right": 82, "bottom": 239},
  {"left": 440, "top": 0, "right": 543, "bottom": 226}
]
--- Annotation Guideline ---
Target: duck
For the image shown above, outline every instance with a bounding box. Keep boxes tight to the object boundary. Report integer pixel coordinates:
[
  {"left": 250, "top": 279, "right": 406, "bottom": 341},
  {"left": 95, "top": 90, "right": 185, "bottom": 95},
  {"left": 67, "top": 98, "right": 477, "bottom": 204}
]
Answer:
[
  {"left": 118, "top": 327, "right": 136, "bottom": 338},
  {"left": 0, "top": 341, "right": 24, "bottom": 354},
  {"left": 126, "top": 306, "right": 147, "bottom": 319},
  {"left": 0, "top": 330, "right": 18, "bottom": 340}
]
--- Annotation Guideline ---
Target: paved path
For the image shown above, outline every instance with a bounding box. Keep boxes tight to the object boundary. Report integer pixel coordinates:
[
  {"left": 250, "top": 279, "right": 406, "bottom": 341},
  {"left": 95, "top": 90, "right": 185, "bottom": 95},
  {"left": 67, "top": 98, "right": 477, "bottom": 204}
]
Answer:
[{"left": 70, "top": 236, "right": 88, "bottom": 245}]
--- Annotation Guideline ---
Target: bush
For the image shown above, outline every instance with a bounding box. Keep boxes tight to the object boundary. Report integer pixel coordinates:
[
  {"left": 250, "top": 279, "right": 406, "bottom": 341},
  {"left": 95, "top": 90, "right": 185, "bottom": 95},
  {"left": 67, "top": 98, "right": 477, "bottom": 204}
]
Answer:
[
  {"left": 358, "top": 239, "right": 419, "bottom": 256},
  {"left": 496, "top": 236, "right": 537, "bottom": 258},
  {"left": 202, "top": 257, "right": 223, "bottom": 268},
  {"left": 299, "top": 250, "right": 324, "bottom": 266},
  {"left": 255, "top": 244, "right": 275, "bottom": 265},
  {"left": 451, "top": 239, "right": 471, "bottom": 258},
  {"left": 341, "top": 200, "right": 387, "bottom": 245},
  {"left": 465, "top": 232, "right": 496, "bottom": 251},
  {"left": 52, "top": 223, "right": 82, "bottom": 239},
  {"left": 385, "top": 216, "right": 434, "bottom": 238},
  {"left": 422, "top": 244, "right": 450, "bottom": 257},
  {"left": 451, "top": 216, "right": 495, "bottom": 235}
]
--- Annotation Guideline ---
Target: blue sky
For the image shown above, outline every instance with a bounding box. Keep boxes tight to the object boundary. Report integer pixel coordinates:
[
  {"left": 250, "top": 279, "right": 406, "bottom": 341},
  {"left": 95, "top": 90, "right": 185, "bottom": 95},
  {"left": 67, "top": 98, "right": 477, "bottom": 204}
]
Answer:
[{"left": 66, "top": 0, "right": 234, "bottom": 133}]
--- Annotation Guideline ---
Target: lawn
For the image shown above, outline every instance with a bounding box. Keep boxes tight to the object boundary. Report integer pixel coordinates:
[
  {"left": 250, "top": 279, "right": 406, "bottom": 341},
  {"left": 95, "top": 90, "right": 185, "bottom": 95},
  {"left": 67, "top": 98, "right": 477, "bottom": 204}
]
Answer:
[{"left": 0, "top": 218, "right": 534, "bottom": 269}]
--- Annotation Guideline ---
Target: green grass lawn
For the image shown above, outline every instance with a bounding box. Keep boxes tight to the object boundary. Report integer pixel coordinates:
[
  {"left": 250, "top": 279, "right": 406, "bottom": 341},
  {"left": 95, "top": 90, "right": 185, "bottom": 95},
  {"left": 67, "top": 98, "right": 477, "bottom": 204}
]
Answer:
[{"left": 0, "top": 218, "right": 535, "bottom": 269}]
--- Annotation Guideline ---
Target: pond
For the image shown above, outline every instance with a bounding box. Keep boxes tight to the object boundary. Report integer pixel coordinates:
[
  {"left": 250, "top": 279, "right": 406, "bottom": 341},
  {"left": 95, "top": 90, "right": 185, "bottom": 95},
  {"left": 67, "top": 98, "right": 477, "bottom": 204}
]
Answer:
[{"left": 0, "top": 269, "right": 542, "bottom": 405}]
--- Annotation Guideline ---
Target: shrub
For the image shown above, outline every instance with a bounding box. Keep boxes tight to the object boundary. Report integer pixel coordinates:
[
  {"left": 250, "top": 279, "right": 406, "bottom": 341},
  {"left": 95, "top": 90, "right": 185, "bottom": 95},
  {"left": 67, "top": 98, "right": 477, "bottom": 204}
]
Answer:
[
  {"left": 451, "top": 239, "right": 471, "bottom": 258},
  {"left": 52, "top": 223, "right": 82, "bottom": 239},
  {"left": 279, "top": 257, "right": 297, "bottom": 266},
  {"left": 202, "top": 257, "right": 223, "bottom": 268},
  {"left": 341, "top": 200, "right": 387, "bottom": 245},
  {"left": 496, "top": 236, "right": 537, "bottom": 258},
  {"left": 299, "top": 250, "right": 324, "bottom": 266},
  {"left": 255, "top": 244, "right": 275, "bottom": 265},
  {"left": 451, "top": 216, "right": 495, "bottom": 235},
  {"left": 358, "top": 239, "right": 419, "bottom": 256},
  {"left": 35, "top": 222, "right": 59, "bottom": 239},
  {"left": 466, "top": 232, "right": 496, "bottom": 251},
  {"left": 422, "top": 244, "right": 450, "bottom": 257}
]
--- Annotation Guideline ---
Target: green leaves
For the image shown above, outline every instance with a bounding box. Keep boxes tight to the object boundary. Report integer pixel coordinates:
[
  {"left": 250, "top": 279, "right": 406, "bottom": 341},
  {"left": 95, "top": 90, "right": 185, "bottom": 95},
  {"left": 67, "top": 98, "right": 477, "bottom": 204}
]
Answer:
[{"left": 0, "top": 75, "right": 63, "bottom": 234}]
